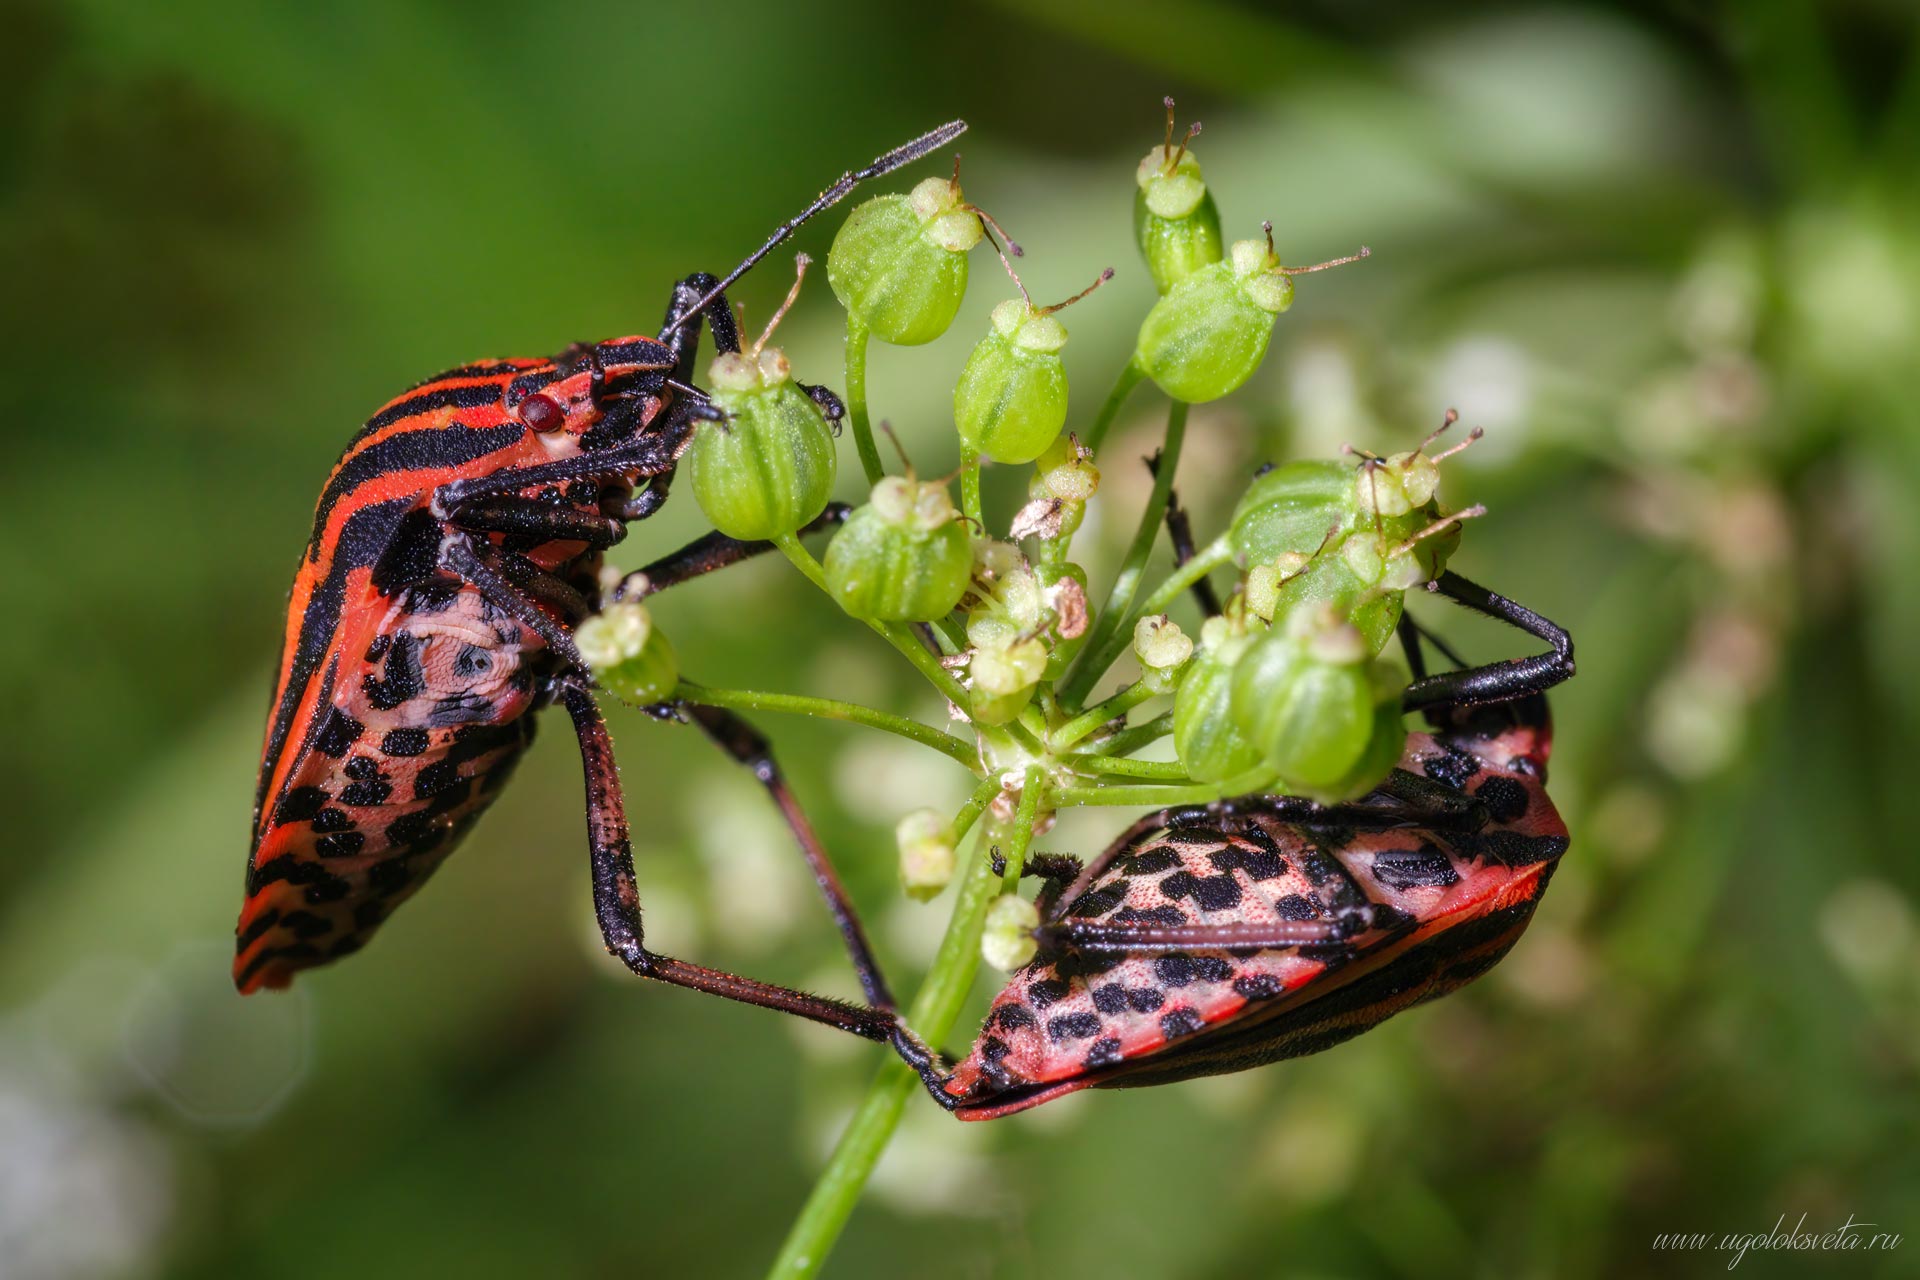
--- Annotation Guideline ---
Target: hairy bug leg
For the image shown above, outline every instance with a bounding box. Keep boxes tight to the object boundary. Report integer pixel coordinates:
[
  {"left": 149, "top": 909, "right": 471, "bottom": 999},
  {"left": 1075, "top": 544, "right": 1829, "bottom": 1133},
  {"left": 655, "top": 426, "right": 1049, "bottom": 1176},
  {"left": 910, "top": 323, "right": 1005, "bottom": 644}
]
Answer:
[
  {"left": 613, "top": 472, "right": 673, "bottom": 523},
  {"left": 798, "top": 382, "right": 847, "bottom": 428},
  {"left": 612, "top": 503, "right": 852, "bottom": 601},
  {"left": 449, "top": 497, "right": 628, "bottom": 549},
  {"left": 660, "top": 271, "right": 745, "bottom": 384},
  {"left": 562, "top": 683, "right": 894, "bottom": 1039},
  {"left": 673, "top": 702, "right": 897, "bottom": 1011},
  {"left": 433, "top": 419, "right": 692, "bottom": 514},
  {"left": 1147, "top": 452, "right": 1222, "bottom": 617},
  {"left": 1401, "top": 571, "right": 1574, "bottom": 711}
]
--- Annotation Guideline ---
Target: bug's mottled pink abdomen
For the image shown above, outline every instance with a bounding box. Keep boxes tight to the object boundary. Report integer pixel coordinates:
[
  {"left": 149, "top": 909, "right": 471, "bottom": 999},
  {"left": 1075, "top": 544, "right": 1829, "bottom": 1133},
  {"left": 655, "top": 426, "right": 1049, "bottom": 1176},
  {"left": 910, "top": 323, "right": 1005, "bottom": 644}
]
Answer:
[{"left": 944, "top": 711, "right": 1568, "bottom": 1118}]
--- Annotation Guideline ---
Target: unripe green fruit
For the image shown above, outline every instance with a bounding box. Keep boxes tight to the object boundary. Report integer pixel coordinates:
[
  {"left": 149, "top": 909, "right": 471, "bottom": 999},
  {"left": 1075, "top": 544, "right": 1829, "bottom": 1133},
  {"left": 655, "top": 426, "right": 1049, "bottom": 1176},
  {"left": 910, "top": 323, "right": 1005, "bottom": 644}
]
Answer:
[
  {"left": 1317, "top": 676, "right": 1410, "bottom": 805},
  {"left": 687, "top": 348, "right": 836, "bottom": 540},
  {"left": 970, "top": 635, "right": 1047, "bottom": 726},
  {"left": 824, "top": 477, "right": 972, "bottom": 622},
  {"left": 954, "top": 299, "right": 1071, "bottom": 464},
  {"left": 1229, "top": 459, "right": 1356, "bottom": 567},
  {"left": 827, "top": 177, "right": 981, "bottom": 345},
  {"left": 1173, "top": 621, "right": 1263, "bottom": 783},
  {"left": 1133, "top": 240, "right": 1294, "bottom": 403},
  {"left": 575, "top": 602, "right": 679, "bottom": 705},
  {"left": 1230, "top": 613, "right": 1380, "bottom": 797},
  {"left": 896, "top": 809, "right": 957, "bottom": 902},
  {"left": 982, "top": 893, "right": 1040, "bottom": 970},
  {"left": 1252, "top": 548, "right": 1405, "bottom": 656},
  {"left": 1134, "top": 144, "right": 1224, "bottom": 294}
]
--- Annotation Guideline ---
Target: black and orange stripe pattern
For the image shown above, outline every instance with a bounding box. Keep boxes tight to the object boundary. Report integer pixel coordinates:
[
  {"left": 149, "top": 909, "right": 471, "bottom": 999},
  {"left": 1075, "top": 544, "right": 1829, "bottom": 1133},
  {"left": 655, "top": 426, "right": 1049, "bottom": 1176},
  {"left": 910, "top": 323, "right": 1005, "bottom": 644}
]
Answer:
[{"left": 238, "top": 340, "right": 673, "bottom": 992}]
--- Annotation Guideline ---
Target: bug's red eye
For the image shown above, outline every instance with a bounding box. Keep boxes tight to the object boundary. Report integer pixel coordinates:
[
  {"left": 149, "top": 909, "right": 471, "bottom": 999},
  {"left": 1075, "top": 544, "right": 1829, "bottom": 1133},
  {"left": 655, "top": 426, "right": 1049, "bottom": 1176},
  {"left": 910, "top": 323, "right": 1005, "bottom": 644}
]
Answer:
[{"left": 520, "top": 393, "right": 565, "bottom": 432}]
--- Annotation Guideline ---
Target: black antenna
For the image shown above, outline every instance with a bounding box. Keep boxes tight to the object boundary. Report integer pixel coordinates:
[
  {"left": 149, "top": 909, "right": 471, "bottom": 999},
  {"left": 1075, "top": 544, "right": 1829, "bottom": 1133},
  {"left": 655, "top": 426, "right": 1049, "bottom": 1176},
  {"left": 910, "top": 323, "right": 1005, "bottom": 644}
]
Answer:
[{"left": 661, "top": 120, "right": 968, "bottom": 339}]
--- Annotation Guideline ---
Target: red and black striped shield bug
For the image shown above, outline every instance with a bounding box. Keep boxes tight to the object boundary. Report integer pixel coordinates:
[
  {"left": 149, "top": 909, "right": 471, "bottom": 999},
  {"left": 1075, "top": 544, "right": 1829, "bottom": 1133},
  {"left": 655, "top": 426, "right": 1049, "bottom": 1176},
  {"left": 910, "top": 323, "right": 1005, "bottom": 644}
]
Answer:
[
  {"left": 237, "top": 122, "right": 968, "bottom": 1046},
  {"left": 894, "top": 574, "right": 1575, "bottom": 1118}
]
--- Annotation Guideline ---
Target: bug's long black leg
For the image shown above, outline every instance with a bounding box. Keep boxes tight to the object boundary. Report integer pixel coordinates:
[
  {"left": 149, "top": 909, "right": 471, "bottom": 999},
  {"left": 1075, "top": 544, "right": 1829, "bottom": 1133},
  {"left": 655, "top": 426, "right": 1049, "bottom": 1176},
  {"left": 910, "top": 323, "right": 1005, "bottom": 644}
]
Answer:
[
  {"left": 612, "top": 469, "right": 673, "bottom": 522},
  {"left": 560, "top": 682, "right": 896, "bottom": 1040},
  {"left": 443, "top": 541, "right": 591, "bottom": 670},
  {"left": 1401, "top": 571, "right": 1574, "bottom": 712},
  {"left": 672, "top": 701, "right": 898, "bottom": 1011},
  {"left": 1148, "top": 454, "right": 1222, "bottom": 618},
  {"left": 449, "top": 497, "right": 627, "bottom": 548},
  {"left": 452, "top": 538, "right": 903, "bottom": 1018},
  {"left": 659, "top": 272, "right": 744, "bottom": 385},
  {"left": 1165, "top": 493, "right": 1222, "bottom": 617},
  {"left": 433, "top": 423, "right": 693, "bottom": 512},
  {"left": 611, "top": 503, "right": 853, "bottom": 601}
]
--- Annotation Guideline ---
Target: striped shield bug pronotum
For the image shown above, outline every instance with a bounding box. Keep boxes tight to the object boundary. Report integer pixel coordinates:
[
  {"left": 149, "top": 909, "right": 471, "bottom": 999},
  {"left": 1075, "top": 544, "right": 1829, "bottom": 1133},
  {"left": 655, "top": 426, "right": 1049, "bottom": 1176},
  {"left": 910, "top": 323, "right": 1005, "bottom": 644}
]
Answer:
[
  {"left": 237, "top": 122, "right": 968, "bottom": 1044},
  {"left": 889, "top": 548, "right": 1576, "bottom": 1117}
]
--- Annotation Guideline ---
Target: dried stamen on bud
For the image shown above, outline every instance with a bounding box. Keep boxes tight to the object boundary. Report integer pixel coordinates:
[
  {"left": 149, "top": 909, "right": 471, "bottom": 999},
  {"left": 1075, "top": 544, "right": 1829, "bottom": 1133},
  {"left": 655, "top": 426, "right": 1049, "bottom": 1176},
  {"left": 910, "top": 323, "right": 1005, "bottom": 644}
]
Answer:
[
  {"left": 1392, "top": 504, "right": 1486, "bottom": 558},
  {"left": 750, "top": 254, "right": 809, "bottom": 359}
]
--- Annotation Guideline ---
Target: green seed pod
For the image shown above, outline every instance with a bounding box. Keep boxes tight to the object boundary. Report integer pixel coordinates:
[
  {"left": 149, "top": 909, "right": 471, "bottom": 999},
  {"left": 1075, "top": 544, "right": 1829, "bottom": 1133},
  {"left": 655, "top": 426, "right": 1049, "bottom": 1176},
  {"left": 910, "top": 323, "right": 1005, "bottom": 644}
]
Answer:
[
  {"left": 1253, "top": 546, "right": 1405, "bottom": 657},
  {"left": 1133, "top": 106, "right": 1224, "bottom": 293},
  {"left": 969, "top": 635, "right": 1047, "bottom": 726},
  {"left": 1173, "top": 617, "right": 1264, "bottom": 783},
  {"left": 1229, "top": 459, "right": 1356, "bottom": 567},
  {"left": 982, "top": 893, "right": 1040, "bottom": 971},
  {"left": 687, "top": 348, "right": 836, "bottom": 540},
  {"left": 955, "top": 264, "right": 1112, "bottom": 465},
  {"left": 827, "top": 176, "right": 982, "bottom": 345},
  {"left": 1315, "top": 667, "right": 1410, "bottom": 804},
  {"left": 1132, "top": 614, "right": 1194, "bottom": 695},
  {"left": 896, "top": 809, "right": 957, "bottom": 902},
  {"left": 1135, "top": 236, "right": 1368, "bottom": 403},
  {"left": 824, "top": 476, "right": 972, "bottom": 622},
  {"left": 1229, "top": 609, "right": 1377, "bottom": 797},
  {"left": 575, "top": 602, "right": 679, "bottom": 705},
  {"left": 954, "top": 300, "right": 1070, "bottom": 464}
]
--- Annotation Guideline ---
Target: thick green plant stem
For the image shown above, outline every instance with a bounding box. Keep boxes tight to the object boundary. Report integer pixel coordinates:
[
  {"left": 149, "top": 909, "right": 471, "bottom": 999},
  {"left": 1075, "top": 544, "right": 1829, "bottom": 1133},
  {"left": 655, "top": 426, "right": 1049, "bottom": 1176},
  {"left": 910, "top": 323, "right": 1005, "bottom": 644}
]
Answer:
[
  {"left": 676, "top": 682, "right": 978, "bottom": 768},
  {"left": 1059, "top": 399, "right": 1190, "bottom": 706},
  {"left": 999, "top": 764, "right": 1045, "bottom": 894},
  {"left": 1072, "top": 754, "right": 1193, "bottom": 781},
  {"left": 774, "top": 535, "right": 969, "bottom": 707},
  {"left": 845, "top": 313, "right": 884, "bottom": 485},
  {"left": 768, "top": 774, "right": 1008, "bottom": 1279},
  {"left": 1135, "top": 534, "right": 1232, "bottom": 621},
  {"left": 1050, "top": 680, "right": 1156, "bottom": 752},
  {"left": 1081, "top": 357, "right": 1146, "bottom": 455},
  {"left": 1094, "top": 710, "right": 1176, "bottom": 758},
  {"left": 960, "top": 447, "right": 984, "bottom": 530},
  {"left": 1051, "top": 769, "right": 1273, "bottom": 807}
]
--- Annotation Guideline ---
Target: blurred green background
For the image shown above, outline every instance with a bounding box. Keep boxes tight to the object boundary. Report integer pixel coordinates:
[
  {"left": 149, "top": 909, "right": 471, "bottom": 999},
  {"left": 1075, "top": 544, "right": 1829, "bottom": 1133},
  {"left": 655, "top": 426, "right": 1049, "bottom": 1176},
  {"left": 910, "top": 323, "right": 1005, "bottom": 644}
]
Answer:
[{"left": 3, "top": 1, "right": 1917, "bottom": 1276}]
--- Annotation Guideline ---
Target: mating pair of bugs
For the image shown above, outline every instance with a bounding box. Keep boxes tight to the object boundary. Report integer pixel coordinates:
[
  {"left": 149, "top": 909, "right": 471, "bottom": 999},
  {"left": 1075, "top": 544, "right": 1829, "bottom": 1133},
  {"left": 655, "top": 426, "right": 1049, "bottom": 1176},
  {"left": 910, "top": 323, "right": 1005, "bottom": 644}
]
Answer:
[{"left": 239, "top": 120, "right": 1572, "bottom": 1118}]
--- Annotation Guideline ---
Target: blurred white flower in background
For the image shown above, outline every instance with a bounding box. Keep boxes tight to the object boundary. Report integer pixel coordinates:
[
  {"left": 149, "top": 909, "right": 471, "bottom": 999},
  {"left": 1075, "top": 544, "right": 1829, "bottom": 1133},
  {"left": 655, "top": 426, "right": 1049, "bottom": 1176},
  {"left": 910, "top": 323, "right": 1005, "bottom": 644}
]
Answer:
[
  {"left": 1426, "top": 335, "right": 1533, "bottom": 464},
  {"left": 123, "top": 942, "right": 309, "bottom": 1128},
  {"left": 690, "top": 777, "right": 810, "bottom": 953},
  {"left": 0, "top": 1039, "right": 170, "bottom": 1280}
]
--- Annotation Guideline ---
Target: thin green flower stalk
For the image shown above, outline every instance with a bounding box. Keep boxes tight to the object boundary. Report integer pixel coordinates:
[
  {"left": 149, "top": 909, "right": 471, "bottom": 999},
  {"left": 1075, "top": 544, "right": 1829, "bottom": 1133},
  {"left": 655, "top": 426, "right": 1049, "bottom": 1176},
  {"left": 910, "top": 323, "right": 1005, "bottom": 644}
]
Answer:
[
  {"left": 769, "top": 774, "right": 1005, "bottom": 1278},
  {"left": 1058, "top": 399, "right": 1190, "bottom": 705},
  {"left": 843, "top": 313, "right": 885, "bottom": 485}
]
